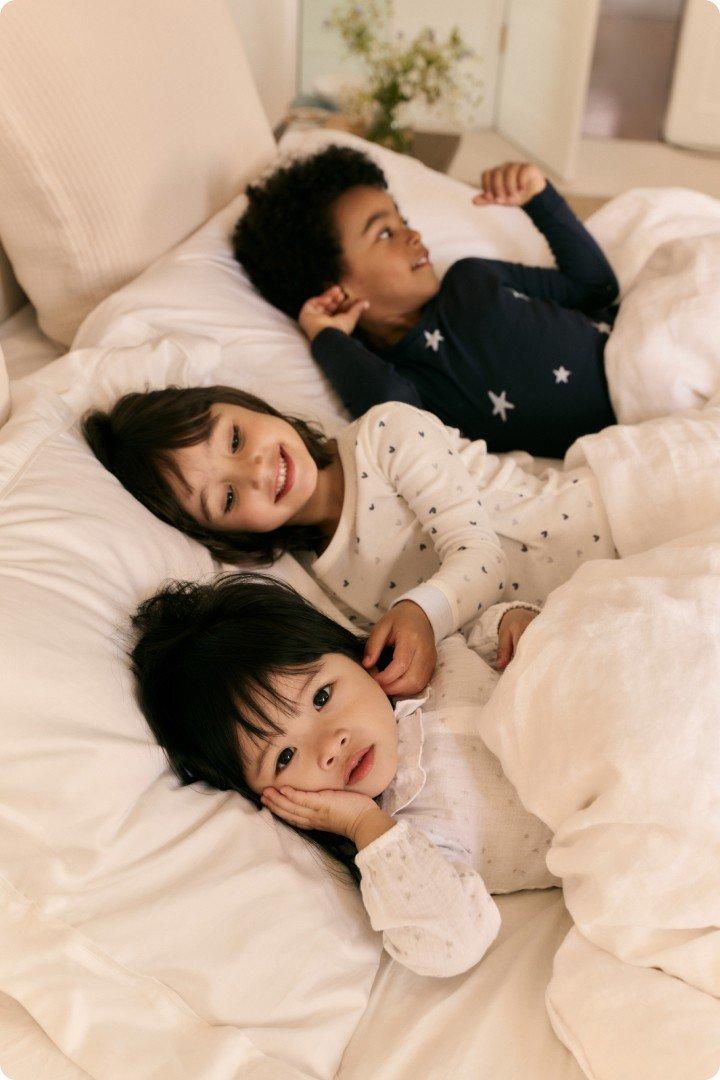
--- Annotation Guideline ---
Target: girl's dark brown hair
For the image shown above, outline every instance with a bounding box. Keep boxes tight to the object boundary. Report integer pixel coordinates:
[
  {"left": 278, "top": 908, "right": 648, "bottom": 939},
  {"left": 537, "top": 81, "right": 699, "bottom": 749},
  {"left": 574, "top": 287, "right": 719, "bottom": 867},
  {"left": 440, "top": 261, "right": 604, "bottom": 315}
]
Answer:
[{"left": 82, "top": 385, "right": 334, "bottom": 563}]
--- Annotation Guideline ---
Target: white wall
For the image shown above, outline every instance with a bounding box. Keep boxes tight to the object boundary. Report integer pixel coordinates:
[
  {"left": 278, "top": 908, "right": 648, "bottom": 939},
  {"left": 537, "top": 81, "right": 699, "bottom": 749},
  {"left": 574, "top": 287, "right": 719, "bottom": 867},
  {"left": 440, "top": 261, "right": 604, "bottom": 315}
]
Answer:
[
  {"left": 300, "top": 0, "right": 504, "bottom": 131},
  {"left": 227, "top": 0, "right": 298, "bottom": 128}
]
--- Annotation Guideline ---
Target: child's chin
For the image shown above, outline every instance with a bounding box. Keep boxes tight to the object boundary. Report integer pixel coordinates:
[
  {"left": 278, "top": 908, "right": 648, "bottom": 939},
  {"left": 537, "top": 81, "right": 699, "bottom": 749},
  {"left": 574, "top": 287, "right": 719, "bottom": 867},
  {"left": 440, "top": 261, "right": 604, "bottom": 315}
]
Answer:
[{"left": 419, "top": 276, "right": 440, "bottom": 302}]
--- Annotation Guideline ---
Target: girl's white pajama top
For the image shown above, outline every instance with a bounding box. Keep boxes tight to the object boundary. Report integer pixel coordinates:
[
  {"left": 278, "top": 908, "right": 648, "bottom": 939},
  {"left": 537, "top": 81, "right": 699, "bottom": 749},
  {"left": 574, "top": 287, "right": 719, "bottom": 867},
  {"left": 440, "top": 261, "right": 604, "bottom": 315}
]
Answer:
[
  {"left": 310, "top": 403, "right": 616, "bottom": 640},
  {"left": 355, "top": 610, "right": 556, "bottom": 978}
]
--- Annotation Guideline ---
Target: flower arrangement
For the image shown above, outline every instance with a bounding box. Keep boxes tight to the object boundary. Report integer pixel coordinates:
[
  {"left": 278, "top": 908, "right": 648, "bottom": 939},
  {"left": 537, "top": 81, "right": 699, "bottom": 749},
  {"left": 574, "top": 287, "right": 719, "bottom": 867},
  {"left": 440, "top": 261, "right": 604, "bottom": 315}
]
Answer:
[{"left": 326, "top": 0, "right": 482, "bottom": 153}]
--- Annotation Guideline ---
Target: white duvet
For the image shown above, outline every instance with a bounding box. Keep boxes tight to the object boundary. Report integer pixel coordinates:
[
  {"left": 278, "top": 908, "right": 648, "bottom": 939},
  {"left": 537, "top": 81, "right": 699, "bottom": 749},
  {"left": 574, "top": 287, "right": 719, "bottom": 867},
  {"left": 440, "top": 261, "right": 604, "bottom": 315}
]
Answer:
[
  {"left": 479, "top": 402, "right": 720, "bottom": 1078},
  {"left": 533, "top": 181, "right": 720, "bottom": 429}
]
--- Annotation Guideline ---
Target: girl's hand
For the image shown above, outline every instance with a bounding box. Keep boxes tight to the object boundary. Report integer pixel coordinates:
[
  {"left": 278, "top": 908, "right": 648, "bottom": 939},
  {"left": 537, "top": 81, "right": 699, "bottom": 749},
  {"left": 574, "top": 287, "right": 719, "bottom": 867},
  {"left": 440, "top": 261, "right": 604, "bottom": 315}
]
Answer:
[
  {"left": 472, "top": 162, "right": 547, "bottom": 208},
  {"left": 298, "top": 286, "right": 369, "bottom": 342},
  {"left": 261, "top": 785, "right": 393, "bottom": 848},
  {"left": 496, "top": 607, "right": 538, "bottom": 669},
  {"left": 363, "top": 600, "right": 437, "bottom": 697}
]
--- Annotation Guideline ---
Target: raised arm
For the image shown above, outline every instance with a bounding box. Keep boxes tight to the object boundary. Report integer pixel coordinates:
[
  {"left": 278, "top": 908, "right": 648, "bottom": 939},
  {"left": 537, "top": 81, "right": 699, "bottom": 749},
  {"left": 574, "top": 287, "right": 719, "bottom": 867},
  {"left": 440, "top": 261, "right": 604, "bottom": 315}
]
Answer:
[
  {"left": 474, "top": 163, "right": 618, "bottom": 312},
  {"left": 300, "top": 287, "right": 423, "bottom": 417}
]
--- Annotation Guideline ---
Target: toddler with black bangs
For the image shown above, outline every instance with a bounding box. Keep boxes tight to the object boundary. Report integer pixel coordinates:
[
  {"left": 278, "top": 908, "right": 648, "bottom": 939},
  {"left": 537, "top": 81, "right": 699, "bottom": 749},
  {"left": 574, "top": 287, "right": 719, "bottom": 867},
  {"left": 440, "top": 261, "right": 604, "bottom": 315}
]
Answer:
[
  {"left": 130, "top": 571, "right": 553, "bottom": 978},
  {"left": 233, "top": 144, "right": 620, "bottom": 459}
]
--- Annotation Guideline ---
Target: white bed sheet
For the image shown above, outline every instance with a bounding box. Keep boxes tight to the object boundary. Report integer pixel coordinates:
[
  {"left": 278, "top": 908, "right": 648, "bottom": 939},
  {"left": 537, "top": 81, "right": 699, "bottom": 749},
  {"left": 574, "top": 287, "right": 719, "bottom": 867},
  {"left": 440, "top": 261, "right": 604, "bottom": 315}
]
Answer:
[
  {"left": 0, "top": 890, "right": 582, "bottom": 1080},
  {"left": 0, "top": 303, "right": 65, "bottom": 380}
]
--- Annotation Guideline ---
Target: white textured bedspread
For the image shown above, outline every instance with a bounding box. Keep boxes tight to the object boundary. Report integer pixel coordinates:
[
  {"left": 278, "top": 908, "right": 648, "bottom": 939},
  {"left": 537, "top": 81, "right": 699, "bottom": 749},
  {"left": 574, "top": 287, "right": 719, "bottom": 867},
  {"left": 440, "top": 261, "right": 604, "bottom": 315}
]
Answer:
[
  {"left": 588, "top": 186, "right": 720, "bottom": 425},
  {"left": 478, "top": 404, "right": 720, "bottom": 1077}
]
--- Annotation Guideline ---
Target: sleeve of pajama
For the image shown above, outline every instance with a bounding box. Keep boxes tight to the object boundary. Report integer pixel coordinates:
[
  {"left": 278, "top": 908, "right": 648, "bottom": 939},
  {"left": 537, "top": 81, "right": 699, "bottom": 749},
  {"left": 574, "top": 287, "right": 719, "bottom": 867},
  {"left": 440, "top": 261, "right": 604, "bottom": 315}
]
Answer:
[
  {"left": 362, "top": 404, "right": 508, "bottom": 638},
  {"left": 477, "top": 182, "right": 619, "bottom": 312},
  {"left": 355, "top": 819, "right": 501, "bottom": 977},
  {"left": 311, "top": 328, "right": 423, "bottom": 417}
]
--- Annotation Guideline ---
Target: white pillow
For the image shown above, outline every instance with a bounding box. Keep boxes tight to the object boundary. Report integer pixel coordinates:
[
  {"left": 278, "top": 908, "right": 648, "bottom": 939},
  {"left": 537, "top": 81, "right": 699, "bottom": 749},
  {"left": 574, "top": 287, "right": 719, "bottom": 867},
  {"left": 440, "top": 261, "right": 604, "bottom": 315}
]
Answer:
[
  {"left": 0, "top": 0, "right": 275, "bottom": 346},
  {"left": 0, "top": 337, "right": 381, "bottom": 1079},
  {"left": 74, "top": 128, "right": 555, "bottom": 424}
]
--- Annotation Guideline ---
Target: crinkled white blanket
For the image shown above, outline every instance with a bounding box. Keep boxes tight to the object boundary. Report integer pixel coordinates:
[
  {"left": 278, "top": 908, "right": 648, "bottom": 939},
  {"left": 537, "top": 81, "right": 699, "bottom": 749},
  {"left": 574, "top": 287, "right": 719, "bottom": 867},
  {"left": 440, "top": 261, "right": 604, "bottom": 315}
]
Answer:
[
  {"left": 588, "top": 186, "right": 720, "bottom": 425},
  {"left": 479, "top": 400, "right": 720, "bottom": 1078}
]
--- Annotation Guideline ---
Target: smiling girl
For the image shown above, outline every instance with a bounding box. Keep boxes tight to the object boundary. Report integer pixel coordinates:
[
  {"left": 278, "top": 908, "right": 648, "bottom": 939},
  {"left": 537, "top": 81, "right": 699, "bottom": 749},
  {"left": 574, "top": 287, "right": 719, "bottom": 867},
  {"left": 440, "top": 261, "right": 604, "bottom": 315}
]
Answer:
[{"left": 84, "top": 385, "right": 617, "bottom": 695}]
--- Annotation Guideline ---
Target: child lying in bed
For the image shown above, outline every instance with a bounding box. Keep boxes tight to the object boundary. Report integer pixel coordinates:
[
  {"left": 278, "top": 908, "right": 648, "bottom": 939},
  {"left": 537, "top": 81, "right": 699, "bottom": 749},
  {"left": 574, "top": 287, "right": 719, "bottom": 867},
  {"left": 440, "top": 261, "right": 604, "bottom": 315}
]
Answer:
[
  {"left": 130, "top": 571, "right": 553, "bottom": 978},
  {"left": 83, "top": 387, "right": 618, "bottom": 696},
  {"left": 233, "top": 146, "right": 619, "bottom": 459}
]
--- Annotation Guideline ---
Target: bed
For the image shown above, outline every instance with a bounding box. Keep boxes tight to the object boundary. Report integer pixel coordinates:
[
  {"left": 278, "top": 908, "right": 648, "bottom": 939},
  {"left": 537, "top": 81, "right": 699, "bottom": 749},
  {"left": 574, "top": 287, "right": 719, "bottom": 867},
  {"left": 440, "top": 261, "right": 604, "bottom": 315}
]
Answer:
[{"left": 1, "top": 4, "right": 719, "bottom": 1079}]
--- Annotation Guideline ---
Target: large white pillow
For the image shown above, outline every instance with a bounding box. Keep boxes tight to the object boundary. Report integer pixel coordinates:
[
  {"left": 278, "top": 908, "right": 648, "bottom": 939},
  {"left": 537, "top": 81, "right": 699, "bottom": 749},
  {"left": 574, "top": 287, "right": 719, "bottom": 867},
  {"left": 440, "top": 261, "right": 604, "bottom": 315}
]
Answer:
[
  {"left": 0, "top": 337, "right": 381, "bottom": 1079},
  {"left": 73, "top": 128, "right": 556, "bottom": 423},
  {"left": 0, "top": 0, "right": 274, "bottom": 346}
]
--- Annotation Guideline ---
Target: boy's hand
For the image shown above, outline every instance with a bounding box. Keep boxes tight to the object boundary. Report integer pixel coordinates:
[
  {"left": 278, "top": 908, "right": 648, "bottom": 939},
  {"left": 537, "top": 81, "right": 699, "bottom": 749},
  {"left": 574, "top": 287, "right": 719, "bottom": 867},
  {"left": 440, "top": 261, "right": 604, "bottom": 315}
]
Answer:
[
  {"left": 363, "top": 600, "right": 437, "bottom": 697},
  {"left": 261, "top": 785, "right": 394, "bottom": 848},
  {"left": 473, "top": 162, "right": 547, "bottom": 208},
  {"left": 299, "top": 285, "right": 368, "bottom": 342},
  {"left": 496, "top": 607, "right": 538, "bottom": 669}
]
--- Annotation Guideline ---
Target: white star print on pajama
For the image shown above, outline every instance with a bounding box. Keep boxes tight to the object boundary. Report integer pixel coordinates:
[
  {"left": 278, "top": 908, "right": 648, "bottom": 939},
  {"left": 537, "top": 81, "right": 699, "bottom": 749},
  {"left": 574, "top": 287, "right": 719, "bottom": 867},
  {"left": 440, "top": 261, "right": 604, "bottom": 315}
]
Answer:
[
  {"left": 423, "top": 328, "right": 444, "bottom": 351},
  {"left": 487, "top": 389, "right": 515, "bottom": 422},
  {"left": 309, "top": 403, "right": 617, "bottom": 645},
  {"left": 553, "top": 366, "right": 572, "bottom": 383}
]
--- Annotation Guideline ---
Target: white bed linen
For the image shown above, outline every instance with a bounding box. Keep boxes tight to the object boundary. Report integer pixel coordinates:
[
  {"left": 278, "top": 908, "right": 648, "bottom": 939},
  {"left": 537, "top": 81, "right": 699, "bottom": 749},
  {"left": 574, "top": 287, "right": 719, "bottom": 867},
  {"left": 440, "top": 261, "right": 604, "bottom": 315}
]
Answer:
[
  {"left": 478, "top": 406, "right": 720, "bottom": 1078},
  {"left": 0, "top": 303, "right": 65, "bottom": 379},
  {"left": 0, "top": 891, "right": 583, "bottom": 1080}
]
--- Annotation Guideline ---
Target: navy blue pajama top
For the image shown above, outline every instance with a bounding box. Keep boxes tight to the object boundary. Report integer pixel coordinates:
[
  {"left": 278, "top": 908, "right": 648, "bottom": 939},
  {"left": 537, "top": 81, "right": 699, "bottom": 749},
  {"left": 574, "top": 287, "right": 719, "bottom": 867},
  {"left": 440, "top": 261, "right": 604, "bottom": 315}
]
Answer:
[{"left": 311, "top": 182, "right": 619, "bottom": 459}]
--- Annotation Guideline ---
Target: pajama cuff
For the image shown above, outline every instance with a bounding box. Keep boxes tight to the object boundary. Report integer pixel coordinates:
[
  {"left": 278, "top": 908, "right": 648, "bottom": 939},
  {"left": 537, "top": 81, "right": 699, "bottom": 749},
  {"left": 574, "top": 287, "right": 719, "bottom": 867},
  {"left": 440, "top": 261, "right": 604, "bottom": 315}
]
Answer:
[
  {"left": 392, "top": 583, "right": 454, "bottom": 643},
  {"left": 482, "top": 600, "right": 542, "bottom": 643}
]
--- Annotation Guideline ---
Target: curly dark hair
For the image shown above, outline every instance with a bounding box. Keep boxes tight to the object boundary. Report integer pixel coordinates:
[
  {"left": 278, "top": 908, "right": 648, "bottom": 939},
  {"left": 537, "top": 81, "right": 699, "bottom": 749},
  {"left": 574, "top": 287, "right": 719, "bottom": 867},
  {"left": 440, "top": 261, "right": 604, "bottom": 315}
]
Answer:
[
  {"left": 233, "top": 144, "right": 388, "bottom": 318},
  {"left": 82, "top": 385, "right": 335, "bottom": 565}
]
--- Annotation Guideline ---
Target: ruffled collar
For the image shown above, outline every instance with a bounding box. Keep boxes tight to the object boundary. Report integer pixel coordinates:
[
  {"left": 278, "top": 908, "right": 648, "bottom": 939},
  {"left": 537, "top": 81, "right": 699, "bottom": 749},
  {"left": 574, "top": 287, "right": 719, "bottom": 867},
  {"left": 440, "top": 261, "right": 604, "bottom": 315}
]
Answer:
[{"left": 379, "top": 691, "right": 428, "bottom": 816}]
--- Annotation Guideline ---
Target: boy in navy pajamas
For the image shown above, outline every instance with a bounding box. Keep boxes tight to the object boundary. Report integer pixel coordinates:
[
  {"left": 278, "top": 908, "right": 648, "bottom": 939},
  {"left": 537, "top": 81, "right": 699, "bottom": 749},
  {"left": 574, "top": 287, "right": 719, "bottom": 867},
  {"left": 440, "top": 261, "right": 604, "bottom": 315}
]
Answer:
[{"left": 234, "top": 147, "right": 619, "bottom": 459}]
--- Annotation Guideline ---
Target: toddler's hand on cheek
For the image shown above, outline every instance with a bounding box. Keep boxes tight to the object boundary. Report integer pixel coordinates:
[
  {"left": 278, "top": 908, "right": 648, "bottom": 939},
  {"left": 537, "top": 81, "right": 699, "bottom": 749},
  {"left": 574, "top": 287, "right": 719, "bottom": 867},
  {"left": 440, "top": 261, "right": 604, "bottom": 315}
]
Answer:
[{"left": 261, "top": 786, "right": 393, "bottom": 848}]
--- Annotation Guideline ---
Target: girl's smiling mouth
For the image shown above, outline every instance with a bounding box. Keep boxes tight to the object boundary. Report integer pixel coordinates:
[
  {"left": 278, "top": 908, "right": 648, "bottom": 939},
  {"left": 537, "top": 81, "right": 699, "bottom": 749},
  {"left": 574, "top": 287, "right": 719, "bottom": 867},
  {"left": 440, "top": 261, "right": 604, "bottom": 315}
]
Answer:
[{"left": 274, "top": 447, "right": 294, "bottom": 501}]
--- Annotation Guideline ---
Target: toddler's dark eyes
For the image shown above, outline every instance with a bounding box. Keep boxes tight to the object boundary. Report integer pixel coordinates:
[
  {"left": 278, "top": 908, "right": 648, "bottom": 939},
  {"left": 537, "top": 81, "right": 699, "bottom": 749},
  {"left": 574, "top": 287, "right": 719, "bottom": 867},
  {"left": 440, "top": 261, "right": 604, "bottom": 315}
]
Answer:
[
  {"left": 276, "top": 747, "right": 295, "bottom": 771},
  {"left": 313, "top": 685, "right": 332, "bottom": 709},
  {"left": 231, "top": 424, "right": 240, "bottom": 453},
  {"left": 224, "top": 486, "right": 235, "bottom": 513}
]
